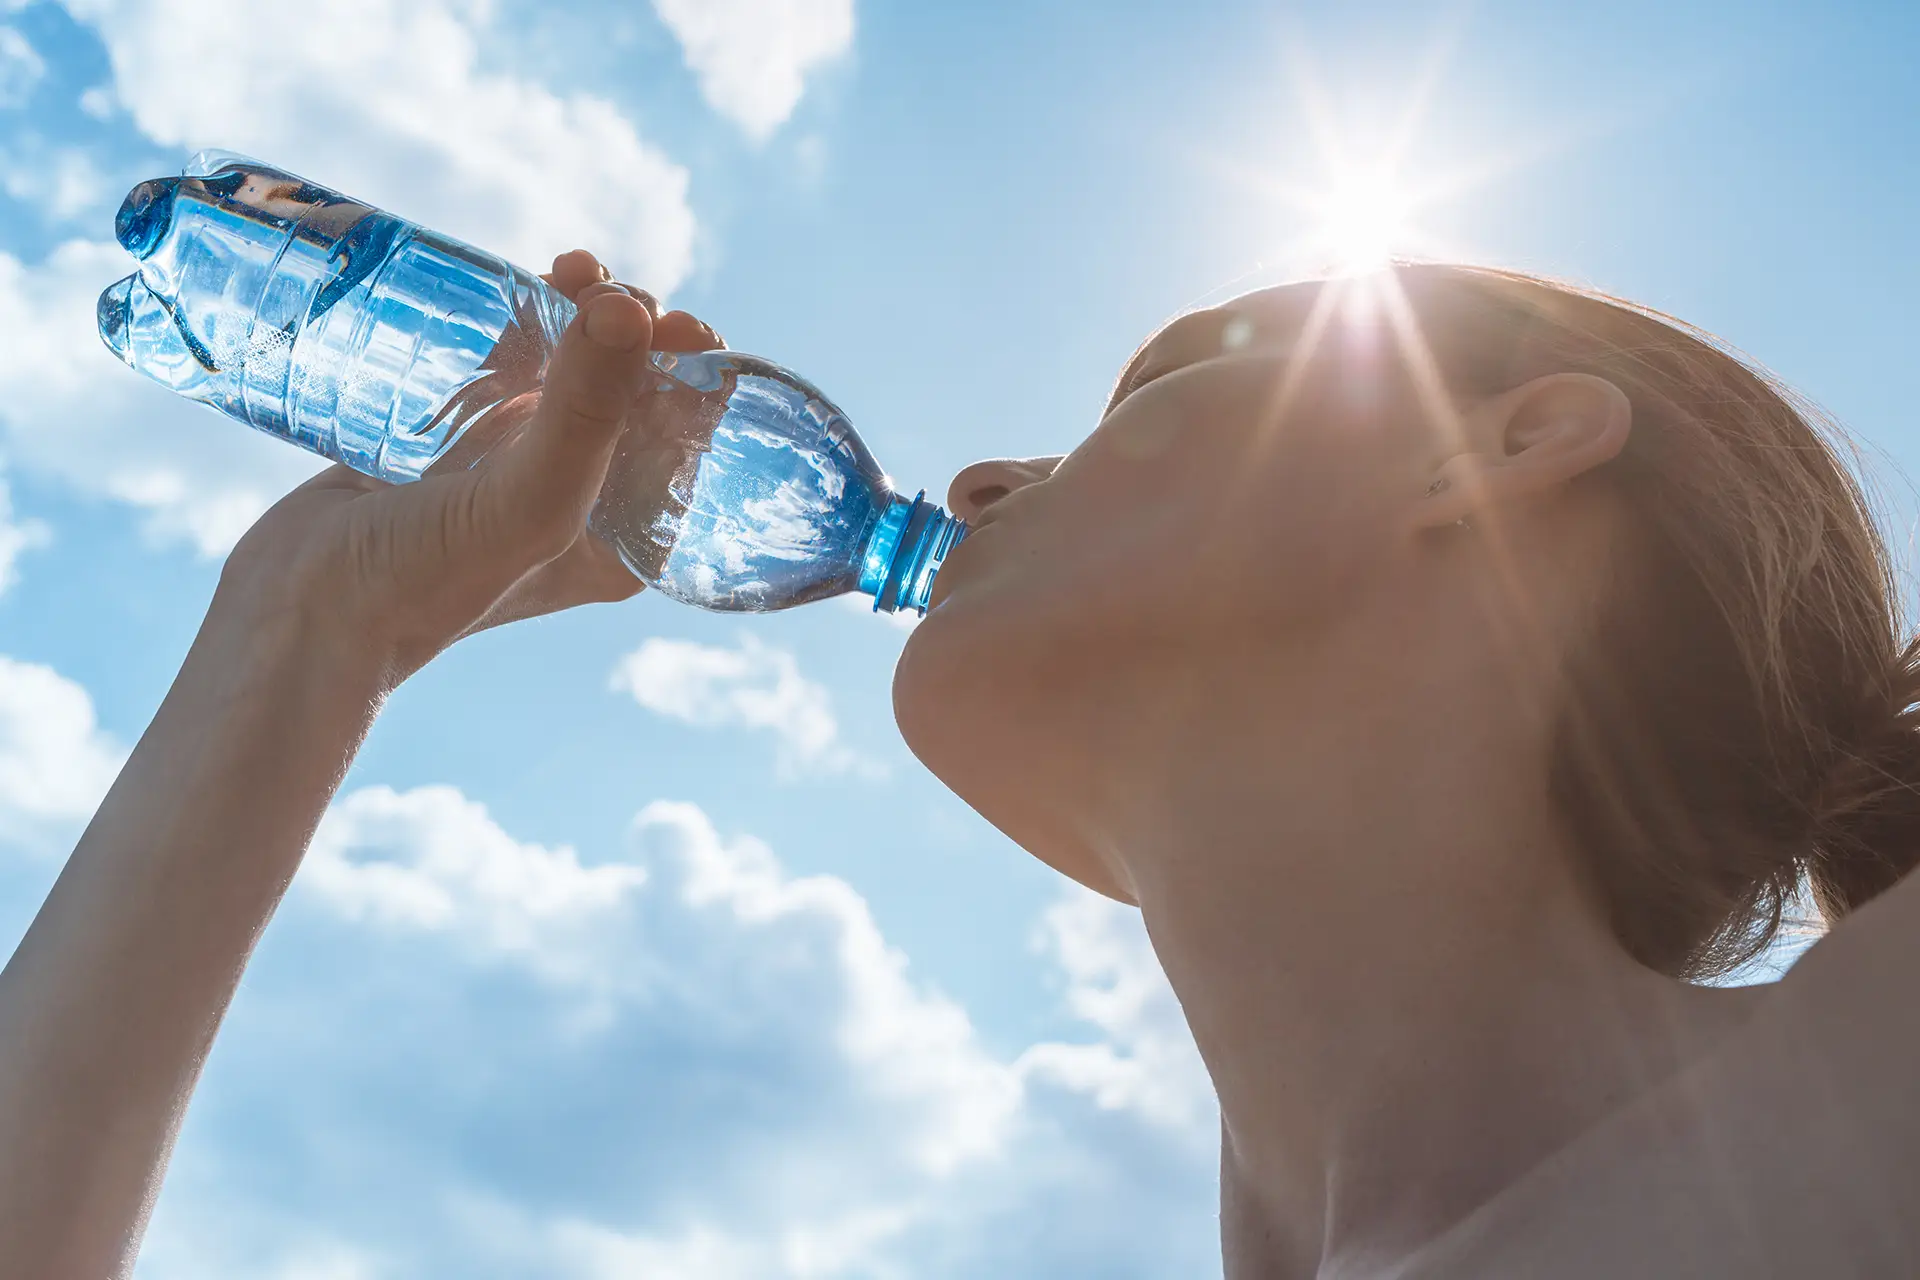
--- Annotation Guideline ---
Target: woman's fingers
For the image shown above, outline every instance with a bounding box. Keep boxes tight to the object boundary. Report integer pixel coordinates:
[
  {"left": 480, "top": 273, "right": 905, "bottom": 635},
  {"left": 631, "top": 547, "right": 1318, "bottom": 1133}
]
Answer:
[
  {"left": 549, "top": 249, "right": 716, "bottom": 349},
  {"left": 463, "top": 533, "right": 644, "bottom": 635},
  {"left": 546, "top": 248, "right": 607, "bottom": 300},
  {"left": 471, "top": 288, "right": 653, "bottom": 567},
  {"left": 572, "top": 280, "right": 647, "bottom": 316},
  {"left": 654, "top": 309, "right": 724, "bottom": 352},
  {"left": 546, "top": 251, "right": 663, "bottom": 322},
  {"left": 454, "top": 248, "right": 722, "bottom": 578}
]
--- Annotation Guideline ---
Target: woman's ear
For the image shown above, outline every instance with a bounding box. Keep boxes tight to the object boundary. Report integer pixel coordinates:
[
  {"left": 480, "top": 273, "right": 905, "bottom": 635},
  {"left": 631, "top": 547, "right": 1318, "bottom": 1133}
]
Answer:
[{"left": 1412, "top": 373, "right": 1631, "bottom": 531}]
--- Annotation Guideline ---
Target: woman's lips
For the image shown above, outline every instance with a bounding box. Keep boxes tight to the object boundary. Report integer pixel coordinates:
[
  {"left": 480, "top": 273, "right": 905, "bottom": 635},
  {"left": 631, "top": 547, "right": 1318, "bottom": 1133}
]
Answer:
[{"left": 926, "top": 520, "right": 995, "bottom": 611}]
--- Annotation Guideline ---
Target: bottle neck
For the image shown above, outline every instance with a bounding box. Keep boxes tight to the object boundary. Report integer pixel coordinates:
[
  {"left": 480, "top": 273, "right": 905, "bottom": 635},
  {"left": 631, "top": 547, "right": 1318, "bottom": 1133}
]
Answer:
[{"left": 860, "top": 492, "right": 967, "bottom": 615}]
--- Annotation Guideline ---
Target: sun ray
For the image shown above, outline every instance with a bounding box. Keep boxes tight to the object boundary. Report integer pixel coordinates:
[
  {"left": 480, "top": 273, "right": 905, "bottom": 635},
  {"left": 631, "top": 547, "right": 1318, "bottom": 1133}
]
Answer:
[
  {"left": 1372, "top": 269, "right": 1564, "bottom": 690},
  {"left": 1378, "top": 5, "right": 1472, "bottom": 175},
  {"left": 1252, "top": 273, "right": 1348, "bottom": 441},
  {"left": 1281, "top": 42, "right": 1352, "bottom": 191},
  {"left": 1156, "top": 16, "right": 1655, "bottom": 555},
  {"left": 1372, "top": 269, "right": 1470, "bottom": 456},
  {"left": 1215, "top": 275, "right": 1352, "bottom": 521},
  {"left": 1188, "top": 16, "right": 1600, "bottom": 282}
]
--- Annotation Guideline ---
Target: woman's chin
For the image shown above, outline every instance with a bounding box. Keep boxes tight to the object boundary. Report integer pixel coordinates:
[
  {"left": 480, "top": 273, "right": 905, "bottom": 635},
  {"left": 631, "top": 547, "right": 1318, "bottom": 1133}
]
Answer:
[{"left": 890, "top": 609, "right": 977, "bottom": 772}]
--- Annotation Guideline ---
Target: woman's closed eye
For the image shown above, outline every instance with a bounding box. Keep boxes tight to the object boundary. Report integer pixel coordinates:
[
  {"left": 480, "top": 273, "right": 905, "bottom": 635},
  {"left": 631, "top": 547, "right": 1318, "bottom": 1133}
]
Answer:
[
  {"left": 1108, "top": 308, "right": 1294, "bottom": 415},
  {"left": 1122, "top": 362, "right": 1182, "bottom": 399},
  {"left": 1114, "top": 337, "right": 1293, "bottom": 416}
]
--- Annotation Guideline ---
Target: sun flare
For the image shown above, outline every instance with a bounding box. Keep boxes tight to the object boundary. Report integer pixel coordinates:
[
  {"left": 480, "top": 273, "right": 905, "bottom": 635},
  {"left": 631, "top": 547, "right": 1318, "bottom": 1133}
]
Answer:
[
  {"left": 1193, "top": 40, "right": 1513, "bottom": 282},
  {"left": 1308, "top": 166, "right": 1415, "bottom": 274}
]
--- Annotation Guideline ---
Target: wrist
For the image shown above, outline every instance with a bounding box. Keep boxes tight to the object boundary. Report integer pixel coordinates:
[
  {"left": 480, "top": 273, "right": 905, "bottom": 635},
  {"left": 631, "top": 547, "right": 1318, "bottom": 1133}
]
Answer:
[{"left": 200, "top": 568, "right": 396, "bottom": 705}]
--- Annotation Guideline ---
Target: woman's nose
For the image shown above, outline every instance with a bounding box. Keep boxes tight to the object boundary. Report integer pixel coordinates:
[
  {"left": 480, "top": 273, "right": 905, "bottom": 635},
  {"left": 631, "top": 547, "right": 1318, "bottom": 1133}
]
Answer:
[{"left": 947, "top": 456, "right": 1062, "bottom": 523}]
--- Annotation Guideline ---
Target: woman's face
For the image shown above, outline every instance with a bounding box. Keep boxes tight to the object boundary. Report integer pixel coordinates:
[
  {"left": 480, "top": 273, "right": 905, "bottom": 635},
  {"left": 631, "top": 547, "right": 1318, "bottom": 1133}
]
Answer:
[{"left": 894, "top": 280, "right": 1452, "bottom": 881}]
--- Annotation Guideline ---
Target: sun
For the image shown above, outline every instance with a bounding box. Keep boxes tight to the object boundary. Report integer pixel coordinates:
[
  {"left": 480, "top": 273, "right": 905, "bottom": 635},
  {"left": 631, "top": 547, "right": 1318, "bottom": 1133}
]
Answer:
[
  {"left": 1305, "top": 165, "right": 1415, "bottom": 274},
  {"left": 1190, "top": 39, "right": 1512, "bottom": 281},
  {"left": 1198, "top": 114, "right": 1440, "bottom": 279}
]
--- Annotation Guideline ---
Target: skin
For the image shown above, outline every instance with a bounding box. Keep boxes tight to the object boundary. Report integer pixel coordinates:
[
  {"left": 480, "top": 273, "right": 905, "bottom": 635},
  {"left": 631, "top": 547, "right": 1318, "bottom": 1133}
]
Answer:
[
  {"left": 3, "top": 266, "right": 1918, "bottom": 1277},
  {"left": 898, "top": 281, "right": 1920, "bottom": 1276},
  {"left": 0, "top": 251, "right": 721, "bottom": 1278}
]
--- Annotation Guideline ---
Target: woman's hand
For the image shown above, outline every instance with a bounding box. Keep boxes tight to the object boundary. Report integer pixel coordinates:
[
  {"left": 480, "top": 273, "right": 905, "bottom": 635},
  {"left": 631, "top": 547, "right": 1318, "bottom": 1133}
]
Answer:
[
  {"left": 215, "top": 248, "right": 723, "bottom": 692},
  {"left": 0, "top": 248, "right": 726, "bottom": 1279}
]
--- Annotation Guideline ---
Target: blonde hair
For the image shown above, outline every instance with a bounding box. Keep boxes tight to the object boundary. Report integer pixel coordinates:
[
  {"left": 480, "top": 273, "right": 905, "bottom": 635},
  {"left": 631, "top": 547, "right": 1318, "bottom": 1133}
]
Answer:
[{"left": 1397, "top": 263, "right": 1920, "bottom": 979}]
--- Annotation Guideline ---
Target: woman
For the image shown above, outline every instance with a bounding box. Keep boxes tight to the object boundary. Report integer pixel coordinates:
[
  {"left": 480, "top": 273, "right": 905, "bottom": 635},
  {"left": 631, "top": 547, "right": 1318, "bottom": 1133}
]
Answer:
[{"left": 2, "top": 249, "right": 1916, "bottom": 1278}]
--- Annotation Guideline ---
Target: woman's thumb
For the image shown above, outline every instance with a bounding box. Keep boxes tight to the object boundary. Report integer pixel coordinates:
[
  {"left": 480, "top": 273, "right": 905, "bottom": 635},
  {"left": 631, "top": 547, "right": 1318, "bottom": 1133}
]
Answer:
[{"left": 481, "top": 290, "right": 653, "bottom": 558}]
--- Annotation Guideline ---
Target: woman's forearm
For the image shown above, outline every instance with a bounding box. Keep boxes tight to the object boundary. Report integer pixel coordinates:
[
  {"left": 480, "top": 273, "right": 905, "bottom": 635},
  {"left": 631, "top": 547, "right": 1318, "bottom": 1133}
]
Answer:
[
  {"left": 0, "top": 257, "right": 666, "bottom": 1279},
  {"left": 0, "top": 591, "right": 384, "bottom": 1278}
]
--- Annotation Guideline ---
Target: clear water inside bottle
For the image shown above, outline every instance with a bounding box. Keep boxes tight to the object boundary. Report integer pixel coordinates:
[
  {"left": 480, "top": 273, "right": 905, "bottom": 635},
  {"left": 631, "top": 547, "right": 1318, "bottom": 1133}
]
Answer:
[
  {"left": 599, "top": 349, "right": 897, "bottom": 611},
  {"left": 96, "top": 155, "right": 963, "bottom": 613},
  {"left": 101, "top": 160, "right": 568, "bottom": 480}
]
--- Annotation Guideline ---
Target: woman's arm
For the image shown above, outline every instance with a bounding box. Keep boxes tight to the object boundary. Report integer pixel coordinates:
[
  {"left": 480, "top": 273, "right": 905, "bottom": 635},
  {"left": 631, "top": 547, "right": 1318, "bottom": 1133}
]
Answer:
[
  {"left": 0, "top": 253, "right": 714, "bottom": 1278},
  {"left": 0, "top": 585, "right": 385, "bottom": 1277}
]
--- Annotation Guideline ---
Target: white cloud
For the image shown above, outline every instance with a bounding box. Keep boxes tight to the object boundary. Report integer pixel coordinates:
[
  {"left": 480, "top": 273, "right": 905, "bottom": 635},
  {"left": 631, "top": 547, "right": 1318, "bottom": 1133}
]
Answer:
[
  {"left": 77, "top": 83, "right": 114, "bottom": 119},
  {"left": 40, "top": 148, "right": 105, "bottom": 221},
  {"left": 302, "top": 790, "right": 1018, "bottom": 1178},
  {"left": 0, "top": 239, "right": 325, "bottom": 555},
  {"left": 264, "top": 787, "right": 1024, "bottom": 1272},
  {"left": 139, "top": 787, "right": 1223, "bottom": 1277},
  {"left": 0, "top": 655, "right": 125, "bottom": 851},
  {"left": 270, "top": 1248, "right": 382, "bottom": 1280},
  {"left": 642, "top": 799, "right": 1020, "bottom": 1175},
  {"left": 0, "top": 25, "right": 45, "bottom": 107},
  {"left": 0, "top": 139, "right": 110, "bottom": 222},
  {"left": 0, "top": 469, "right": 49, "bottom": 595},
  {"left": 305, "top": 784, "right": 650, "bottom": 988},
  {"left": 550, "top": 1203, "right": 914, "bottom": 1280},
  {"left": 610, "top": 634, "right": 861, "bottom": 773},
  {"left": 0, "top": 0, "right": 700, "bottom": 557},
  {"left": 134, "top": 1196, "right": 388, "bottom": 1280},
  {"left": 551, "top": 1218, "right": 762, "bottom": 1280},
  {"left": 64, "top": 0, "right": 696, "bottom": 288},
  {"left": 1016, "top": 890, "right": 1216, "bottom": 1135},
  {"left": 653, "top": 0, "right": 854, "bottom": 141}
]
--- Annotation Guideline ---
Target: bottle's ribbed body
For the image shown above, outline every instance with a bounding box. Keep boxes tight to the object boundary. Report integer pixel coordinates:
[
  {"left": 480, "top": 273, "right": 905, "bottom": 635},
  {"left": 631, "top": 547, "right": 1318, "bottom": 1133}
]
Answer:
[{"left": 101, "top": 155, "right": 572, "bottom": 484}]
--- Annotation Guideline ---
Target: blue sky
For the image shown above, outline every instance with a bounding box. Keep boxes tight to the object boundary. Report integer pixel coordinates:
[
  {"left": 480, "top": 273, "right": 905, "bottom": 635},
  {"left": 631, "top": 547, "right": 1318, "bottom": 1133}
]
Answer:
[{"left": 0, "top": 0, "right": 1915, "bottom": 1275}]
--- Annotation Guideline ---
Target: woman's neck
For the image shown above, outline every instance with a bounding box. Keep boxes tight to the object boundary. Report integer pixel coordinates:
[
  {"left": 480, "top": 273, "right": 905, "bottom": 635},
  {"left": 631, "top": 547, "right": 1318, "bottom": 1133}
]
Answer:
[{"left": 1085, "top": 659, "right": 1762, "bottom": 1278}]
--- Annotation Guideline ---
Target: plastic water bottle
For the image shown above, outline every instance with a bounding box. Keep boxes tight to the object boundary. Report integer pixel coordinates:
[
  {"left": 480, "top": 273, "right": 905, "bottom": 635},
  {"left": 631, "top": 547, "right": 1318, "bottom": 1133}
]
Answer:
[{"left": 95, "top": 152, "right": 965, "bottom": 615}]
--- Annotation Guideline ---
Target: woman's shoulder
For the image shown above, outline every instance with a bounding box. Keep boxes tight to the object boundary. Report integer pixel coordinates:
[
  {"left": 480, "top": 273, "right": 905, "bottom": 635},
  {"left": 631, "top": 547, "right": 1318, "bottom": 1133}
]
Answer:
[{"left": 1391, "top": 895, "right": 1920, "bottom": 1280}]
